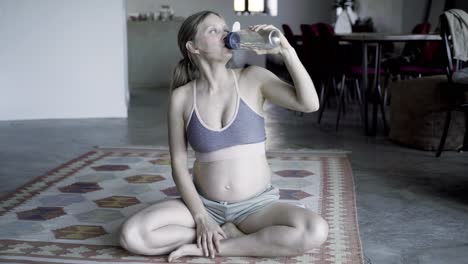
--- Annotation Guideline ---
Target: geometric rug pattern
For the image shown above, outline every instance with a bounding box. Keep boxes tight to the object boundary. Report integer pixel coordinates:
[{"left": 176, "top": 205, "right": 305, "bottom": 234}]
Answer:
[{"left": 0, "top": 147, "right": 363, "bottom": 264}]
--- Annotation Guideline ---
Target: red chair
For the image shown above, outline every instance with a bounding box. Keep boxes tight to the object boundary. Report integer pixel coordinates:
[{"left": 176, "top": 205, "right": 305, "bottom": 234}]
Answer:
[
  {"left": 390, "top": 23, "right": 445, "bottom": 79},
  {"left": 412, "top": 22, "right": 431, "bottom": 34},
  {"left": 397, "top": 41, "right": 445, "bottom": 77}
]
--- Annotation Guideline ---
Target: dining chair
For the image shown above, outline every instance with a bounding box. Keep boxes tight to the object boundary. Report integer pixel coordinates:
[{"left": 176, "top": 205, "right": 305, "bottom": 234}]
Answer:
[
  {"left": 300, "top": 23, "right": 387, "bottom": 131},
  {"left": 282, "top": 24, "right": 306, "bottom": 76},
  {"left": 396, "top": 42, "right": 445, "bottom": 78},
  {"left": 300, "top": 23, "right": 343, "bottom": 124},
  {"left": 300, "top": 23, "right": 334, "bottom": 110},
  {"left": 336, "top": 51, "right": 387, "bottom": 131},
  {"left": 299, "top": 23, "right": 380, "bottom": 131},
  {"left": 388, "top": 23, "right": 445, "bottom": 80},
  {"left": 435, "top": 10, "right": 468, "bottom": 157},
  {"left": 299, "top": 24, "right": 318, "bottom": 79},
  {"left": 282, "top": 24, "right": 300, "bottom": 51}
]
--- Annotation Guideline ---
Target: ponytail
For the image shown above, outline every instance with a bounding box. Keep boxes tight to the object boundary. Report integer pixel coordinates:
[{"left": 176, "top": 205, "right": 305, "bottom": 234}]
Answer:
[{"left": 170, "top": 57, "right": 198, "bottom": 92}]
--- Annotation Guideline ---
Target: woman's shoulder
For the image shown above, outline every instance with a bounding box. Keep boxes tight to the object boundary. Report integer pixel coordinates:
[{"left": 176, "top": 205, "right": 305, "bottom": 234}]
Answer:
[
  {"left": 170, "top": 81, "right": 195, "bottom": 115},
  {"left": 233, "top": 66, "right": 270, "bottom": 104},
  {"left": 236, "top": 65, "right": 274, "bottom": 82},
  {"left": 171, "top": 81, "right": 194, "bottom": 100}
]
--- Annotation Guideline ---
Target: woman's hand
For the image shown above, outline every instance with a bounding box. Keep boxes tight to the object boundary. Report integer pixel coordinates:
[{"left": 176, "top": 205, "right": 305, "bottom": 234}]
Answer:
[
  {"left": 248, "top": 24, "right": 293, "bottom": 55},
  {"left": 194, "top": 215, "right": 227, "bottom": 258}
]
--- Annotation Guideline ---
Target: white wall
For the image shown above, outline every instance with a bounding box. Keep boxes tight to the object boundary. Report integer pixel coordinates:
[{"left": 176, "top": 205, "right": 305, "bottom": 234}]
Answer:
[{"left": 0, "top": 0, "right": 129, "bottom": 121}]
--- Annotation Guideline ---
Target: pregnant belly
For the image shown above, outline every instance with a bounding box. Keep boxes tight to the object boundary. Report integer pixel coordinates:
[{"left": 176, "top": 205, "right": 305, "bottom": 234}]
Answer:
[{"left": 193, "top": 155, "right": 271, "bottom": 203}]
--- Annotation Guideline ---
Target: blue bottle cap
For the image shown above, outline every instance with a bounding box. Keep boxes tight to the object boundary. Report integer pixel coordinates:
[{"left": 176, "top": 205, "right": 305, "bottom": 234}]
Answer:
[{"left": 224, "top": 32, "right": 240, "bottom": 49}]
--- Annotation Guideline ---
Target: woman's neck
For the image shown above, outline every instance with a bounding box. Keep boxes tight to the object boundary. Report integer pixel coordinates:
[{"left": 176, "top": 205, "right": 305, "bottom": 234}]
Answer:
[{"left": 197, "top": 61, "right": 231, "bottom": 94}]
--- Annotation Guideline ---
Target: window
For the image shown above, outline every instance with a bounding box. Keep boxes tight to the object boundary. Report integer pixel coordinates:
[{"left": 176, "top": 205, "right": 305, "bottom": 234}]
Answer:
[
  {"left": 234, "top": 0, "right": 246, "bottom": 12},
  {"left": 248, "top": 0, "right": 264, "bottom": 12},
  {"left": 234, "top": 0, "right": 277, "bottom": 16}
]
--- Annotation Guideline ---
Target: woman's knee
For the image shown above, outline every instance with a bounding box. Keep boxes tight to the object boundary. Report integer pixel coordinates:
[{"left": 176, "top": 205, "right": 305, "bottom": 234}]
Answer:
[
  {"left": 120, "top": 220, "right": 146, "bottom": 254},
  {"left": 302, "top": 215, "right": 329, "bottom": 250},
  {"left": 290, "top": 214, "right": 328, "bottom": 254},
  {"left": 119, "top": 199, "right": 195, "bottom": 255}
]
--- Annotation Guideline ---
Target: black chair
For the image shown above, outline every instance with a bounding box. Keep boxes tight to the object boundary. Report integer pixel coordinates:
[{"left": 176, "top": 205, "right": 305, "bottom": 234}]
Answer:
[{"left": 435, "top": 10, "right": 468, "bottom": 157}]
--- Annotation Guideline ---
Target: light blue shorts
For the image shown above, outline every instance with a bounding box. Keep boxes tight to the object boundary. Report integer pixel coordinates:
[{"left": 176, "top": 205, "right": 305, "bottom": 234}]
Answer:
[{"left": 199, "top": 185, "right": 280, "bottom": 225}]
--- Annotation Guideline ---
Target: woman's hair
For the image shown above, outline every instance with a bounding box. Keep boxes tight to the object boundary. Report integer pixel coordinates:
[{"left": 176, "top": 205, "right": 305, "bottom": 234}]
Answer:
[{"left": 170, "top": 10, "right": 222, "bottom": 92}]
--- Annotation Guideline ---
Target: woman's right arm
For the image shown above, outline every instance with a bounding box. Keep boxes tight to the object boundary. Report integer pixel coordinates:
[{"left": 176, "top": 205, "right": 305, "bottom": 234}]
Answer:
[
  {"left": 167, "top": 87, "right": 226, "bottom": 257},
  {"left": 168, "top": 87, "right": 208, "bottom": 222}
]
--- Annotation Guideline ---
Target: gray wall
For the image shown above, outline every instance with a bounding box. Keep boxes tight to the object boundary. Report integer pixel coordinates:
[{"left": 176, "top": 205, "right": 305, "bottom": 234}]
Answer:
[
  {"left": 126, "top": 0, "right": 333, "bottom": 34},
  {"left": 357, "top": 0, "right": 404, "bottom": 32},
  {"left": 401, "top": 0, "right": 467, "bottom": 33},
  {"left": 126, "top": 0, "right": 455, "bottom": 89},
  {"left": 127, "top": 20, "right": 183, "bottom": 89},
  {"left": 126, "top": 0, "right": 335, "bottom": 81},
  {"left": 128, "top": 0, "right": 451, "bottom": 34},
  {"left": 401, "top": 0, "right": 445, "bottom": 32},
  {"left": 356, "top": 0, "right": 445, "bottom": 33}
]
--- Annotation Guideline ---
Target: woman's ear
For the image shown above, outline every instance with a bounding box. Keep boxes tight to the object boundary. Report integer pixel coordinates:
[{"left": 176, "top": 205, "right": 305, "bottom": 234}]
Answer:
[{"left": 186, "top": 41, "right": 200, "bottom": 55}]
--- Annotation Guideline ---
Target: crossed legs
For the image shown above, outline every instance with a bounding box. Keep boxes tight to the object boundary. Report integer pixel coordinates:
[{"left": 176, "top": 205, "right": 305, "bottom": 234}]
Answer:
[
  {"left": 120, "top": 199, "right": 328, "bottom": 261},
  {"left": 119, "top": 199, "right": 196, "bottom": 255}
]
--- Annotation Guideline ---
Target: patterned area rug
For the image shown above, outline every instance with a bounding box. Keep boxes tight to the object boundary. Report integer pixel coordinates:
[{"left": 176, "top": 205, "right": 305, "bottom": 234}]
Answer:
[{"left": 0, "top": 147, "right": 363, "bottom": 264}]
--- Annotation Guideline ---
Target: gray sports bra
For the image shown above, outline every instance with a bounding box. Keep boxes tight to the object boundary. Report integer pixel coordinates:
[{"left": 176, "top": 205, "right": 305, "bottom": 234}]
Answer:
[{"left": 185, "top": 70, "right": 266, "bottom": 153}]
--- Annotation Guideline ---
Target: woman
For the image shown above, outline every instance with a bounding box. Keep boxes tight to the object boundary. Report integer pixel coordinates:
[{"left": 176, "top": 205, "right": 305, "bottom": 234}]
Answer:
[{"left": 120, "top": 10, "right": 328, "bottom": 262}]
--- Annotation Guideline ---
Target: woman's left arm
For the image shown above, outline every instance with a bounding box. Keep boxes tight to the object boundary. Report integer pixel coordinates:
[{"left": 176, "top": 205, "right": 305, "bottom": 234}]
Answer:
[{"left": 249, "top": 24, "right": 319, "bottom": 113}]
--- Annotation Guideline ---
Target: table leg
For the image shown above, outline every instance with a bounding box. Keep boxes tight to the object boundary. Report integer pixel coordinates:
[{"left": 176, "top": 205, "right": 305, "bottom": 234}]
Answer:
[
  {"left": 372, "top": 43, "right": 389, "bottom": 135},
  {"left": 376, "top": 44, "right": 389, "bottom": 134},
  {"left": 362, "top": 43, "right": 369, "bottom": 135},
  {"left": 371, "top": 44, "right": 380, "bottom": 135}
]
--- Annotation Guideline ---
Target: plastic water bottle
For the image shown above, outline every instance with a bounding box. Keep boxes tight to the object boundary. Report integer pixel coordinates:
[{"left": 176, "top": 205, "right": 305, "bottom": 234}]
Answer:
[{"left": 224, "top": 28, "right": 281, "bottom": 50}]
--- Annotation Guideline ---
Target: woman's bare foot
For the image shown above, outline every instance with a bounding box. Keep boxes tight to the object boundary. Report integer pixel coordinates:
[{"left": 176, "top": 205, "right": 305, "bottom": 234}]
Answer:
[
  {"left": 168, "top": 223, "right": 244, "bottom": 262},
  {"left": 168, "top": 244, "right": 203, "bottom": 262},
  {"left": 221, "top": 222, "right": 245, "bottom": 238}
]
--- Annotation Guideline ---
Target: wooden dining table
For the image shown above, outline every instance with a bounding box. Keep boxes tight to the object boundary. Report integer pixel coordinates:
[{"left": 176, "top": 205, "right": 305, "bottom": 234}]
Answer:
[{"left": 336, "top": 33, "right": 442, "bottom": 136}]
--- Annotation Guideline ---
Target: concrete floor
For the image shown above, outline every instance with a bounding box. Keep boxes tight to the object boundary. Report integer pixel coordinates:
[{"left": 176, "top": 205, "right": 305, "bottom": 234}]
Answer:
[{"left": 1, "top": 87, "right": 467, "bottom": 264}]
